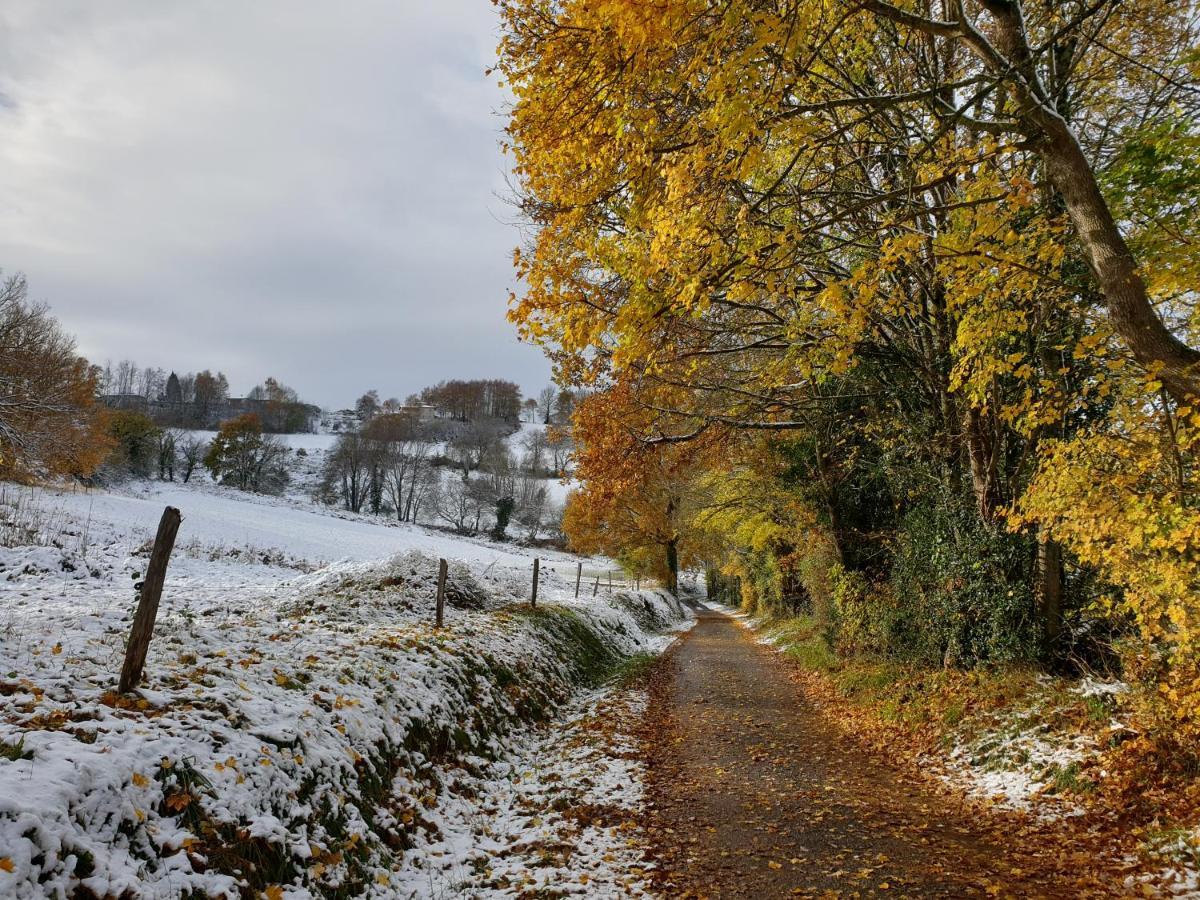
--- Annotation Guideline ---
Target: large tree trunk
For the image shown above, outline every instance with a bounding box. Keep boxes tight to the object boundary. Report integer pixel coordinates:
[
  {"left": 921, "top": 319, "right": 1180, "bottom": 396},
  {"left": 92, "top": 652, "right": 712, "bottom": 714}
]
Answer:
[
  {"left": 1036, "top": 117, "right": 1200, "bottom": 399},
  {"left": 864, "top": 0, "right": 1200, "bottom": 400},
  {"left": 1036, "top": 528, "right": 1064, "bottom": 654},
  {"left": 981, "top": 2, "right": 1200, "bottom": 400}
]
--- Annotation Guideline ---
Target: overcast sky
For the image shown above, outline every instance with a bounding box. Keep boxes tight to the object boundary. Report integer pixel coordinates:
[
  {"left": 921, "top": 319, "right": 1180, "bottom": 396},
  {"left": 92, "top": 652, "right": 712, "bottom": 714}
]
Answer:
[{"left": 0, "top": 2, "right": 550, "bottom": 409}]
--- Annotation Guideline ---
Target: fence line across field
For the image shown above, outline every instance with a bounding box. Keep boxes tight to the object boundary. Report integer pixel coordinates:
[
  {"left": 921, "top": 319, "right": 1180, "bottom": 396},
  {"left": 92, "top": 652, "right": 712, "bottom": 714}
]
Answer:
[{"left": 429, "top": 556, "right": 655, "bottom": 628}]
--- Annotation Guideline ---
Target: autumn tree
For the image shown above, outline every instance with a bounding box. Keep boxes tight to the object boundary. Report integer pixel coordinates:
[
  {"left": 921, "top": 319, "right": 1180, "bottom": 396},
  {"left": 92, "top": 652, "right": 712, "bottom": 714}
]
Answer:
[
  {"left": 204, "top": 413, "right": 288, "bottom": 493},
  {"left": 192, "top": 370, "right": 229, "bottom": 425},
  {"left": 564, "top": 386, "right": 713, "bottom": 594},
  {"left": 107, "top": 410, "right": 160, "bottom": 478},
  {"left": 420, "top": 379, "right": 523, "bottom": 422},
  {"left": 249, "top": 377, "right": 310, "bottom": 432},
  {"left": 0, "top": 274, "right": 111, "bottom": 479},
  {"left": 498, "top": 0, "right": 1200, "bottom": 701}
]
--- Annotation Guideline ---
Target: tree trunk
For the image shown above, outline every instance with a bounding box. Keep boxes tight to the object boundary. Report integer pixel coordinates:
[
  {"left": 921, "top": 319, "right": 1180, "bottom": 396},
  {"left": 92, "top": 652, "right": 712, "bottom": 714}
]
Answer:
[
  {"left": 815, "top": 447, "right": 846, "bottom": 564},
  {"left": 665, "top": 538, "right": 679, "bottom": 596},
  {"left": 863, "top": 0, "right": 1200, "bottom": 399},
  {"left": 1036, "top": 529, "right": 1064, "bottom": 654},
  {"left": 964, "top": 407, "right": 1001, "bottom": 523},
  {"left": 1037, "top": 120, "right": 1200, "bottom": 399},
  {"left": 982, "top": 3, "right": 1200, "bottom": 400}
]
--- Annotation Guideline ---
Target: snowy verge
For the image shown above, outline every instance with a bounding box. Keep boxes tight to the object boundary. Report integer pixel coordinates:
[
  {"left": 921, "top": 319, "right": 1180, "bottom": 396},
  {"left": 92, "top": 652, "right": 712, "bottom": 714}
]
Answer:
[
  {"left": 397, "top": 677, "right": 664, "bottom": 897},
  {"left": 0, "top": 550, "right": 690, "bottom": 899}
]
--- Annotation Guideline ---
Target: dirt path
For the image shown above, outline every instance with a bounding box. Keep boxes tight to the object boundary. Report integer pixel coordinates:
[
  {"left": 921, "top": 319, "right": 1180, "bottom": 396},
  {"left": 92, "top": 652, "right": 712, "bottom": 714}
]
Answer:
[{"left": 641, "top": 608, "right": 1128, "bottom": 899}]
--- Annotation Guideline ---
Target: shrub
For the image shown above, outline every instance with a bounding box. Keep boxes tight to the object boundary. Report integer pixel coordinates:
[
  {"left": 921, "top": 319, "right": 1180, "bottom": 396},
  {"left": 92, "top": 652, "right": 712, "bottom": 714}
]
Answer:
[
  {"left": 830, "top": 563, "right": 886, "bottom": 654},
  {"left": 888, "top": 499, "right": 1039, "bottom": 667},
  {"left": 204, "top": 413, "right": 289, "bottom": 493},
  {"left": 107, "top": 410, "right": 161, "bottom": 477}
]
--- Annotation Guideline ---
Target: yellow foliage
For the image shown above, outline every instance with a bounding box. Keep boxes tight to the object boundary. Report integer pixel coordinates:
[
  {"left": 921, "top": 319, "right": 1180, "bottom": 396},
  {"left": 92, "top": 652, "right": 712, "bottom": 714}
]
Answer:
[
  {"left": 499, "top": 0, "right": 1200, "bottom": 733},
  {"left": 1017, "top": 383, "right": 1200, "bottom": 732}
]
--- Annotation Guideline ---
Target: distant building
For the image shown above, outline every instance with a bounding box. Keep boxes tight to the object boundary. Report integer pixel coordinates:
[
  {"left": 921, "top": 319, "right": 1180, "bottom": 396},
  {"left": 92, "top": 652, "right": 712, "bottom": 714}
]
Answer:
[{"left": 401, "top": 403, "right": 438, "bottom": 423}]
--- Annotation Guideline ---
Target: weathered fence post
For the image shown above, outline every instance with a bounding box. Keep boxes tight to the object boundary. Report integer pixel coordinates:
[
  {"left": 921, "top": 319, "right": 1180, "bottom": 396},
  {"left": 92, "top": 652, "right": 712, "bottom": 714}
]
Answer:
[
  {"left": 592, "top": 575, "right": 600, "bottom": 597},
  {"left": 435, "top": 558, "right": 448, "bottom": 628},
  {"left": 574, "top": 562, "right": 582, "bottom": 599},
  {"left": 531, "top": 558, "right": 540, "bottom": 607},
  {"left": 608, "top": 570, "right": 613, "bottom": 592},
  {"left": 119, "top": 506, "right": 181, "bottom": 694},
  {"left": 636, "top": 576, "right": 641, "bottom": 591}
]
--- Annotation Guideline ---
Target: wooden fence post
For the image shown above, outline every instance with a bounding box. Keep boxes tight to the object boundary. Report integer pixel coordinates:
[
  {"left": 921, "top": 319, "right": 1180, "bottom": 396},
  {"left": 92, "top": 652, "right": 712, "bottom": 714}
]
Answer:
[
  {"left": 592, "top": 575, "right": 600, "bottom": 597},
  {"left": 574, "top": 562, "right": 582, "bottom": 599},
  {"left": 608, "top": 570, "right": 613, "bottom": 592},
  {"left": 531, "top": 558, "right": 540, "bottom": 607},
  {"left": 436, "top": 558, "right": 448, "bottom": 628},
  {"left": 119, "top": 506, "right": 181, "bottom": 694}
]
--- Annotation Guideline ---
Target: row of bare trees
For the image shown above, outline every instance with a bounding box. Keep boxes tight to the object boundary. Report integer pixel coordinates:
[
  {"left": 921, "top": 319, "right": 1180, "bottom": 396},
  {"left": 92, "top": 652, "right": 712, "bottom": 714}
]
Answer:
[
  {"left": 316, "top": 414, "right": 439, "bottom": 520},
  {"left": 419, "top": 379, "right": 523, "bottom": 423},
  {"left": 317, "top": 411, "right": 567, "bottom": 540}
]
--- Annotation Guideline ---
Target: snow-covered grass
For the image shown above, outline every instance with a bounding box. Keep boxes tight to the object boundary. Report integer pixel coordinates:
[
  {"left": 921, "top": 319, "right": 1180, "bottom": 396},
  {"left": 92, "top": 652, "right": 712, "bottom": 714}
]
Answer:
[
  {"left": 26, "top": 477, "right": 590, "bottom": 575},
  {"left": 399, "top": 662, "right": 668, "bottom": 897},
  {"left": 0, "top": 478, "right": 691, "bottom": 898},
  {"left": 937, "top": 695, "right": 1098, "bottom": 813}
]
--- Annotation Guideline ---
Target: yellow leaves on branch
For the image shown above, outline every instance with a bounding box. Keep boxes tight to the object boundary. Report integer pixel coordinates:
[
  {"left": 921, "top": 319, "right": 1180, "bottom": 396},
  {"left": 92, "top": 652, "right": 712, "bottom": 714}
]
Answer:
[{"left": 1017, "top": 386, "right": 1200, "bottom": 732}]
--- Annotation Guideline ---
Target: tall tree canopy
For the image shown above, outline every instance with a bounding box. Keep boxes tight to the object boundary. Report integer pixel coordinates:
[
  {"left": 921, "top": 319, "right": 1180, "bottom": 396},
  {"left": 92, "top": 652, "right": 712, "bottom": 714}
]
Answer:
[
  {"left": 499, "top": 1, "right": 1200, "bottom": 731},
  {"left": 0, "top": 274, "right": 110, "bottom": 479}
]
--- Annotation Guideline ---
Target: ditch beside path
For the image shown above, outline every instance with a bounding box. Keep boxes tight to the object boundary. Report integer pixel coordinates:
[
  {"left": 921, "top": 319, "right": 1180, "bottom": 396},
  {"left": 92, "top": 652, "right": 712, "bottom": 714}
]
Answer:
[{"left": 640, "top": 607, "right": 1130, "bottom": 899}]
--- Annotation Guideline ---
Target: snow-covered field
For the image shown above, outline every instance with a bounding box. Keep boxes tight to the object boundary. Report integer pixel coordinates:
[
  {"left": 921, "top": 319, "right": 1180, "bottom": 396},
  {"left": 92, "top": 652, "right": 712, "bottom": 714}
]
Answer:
[
  {"left": 30, "top": 478, "right": 584, "bottom": 574},
  {"left": 0, "top": 474, "right": 690, "bottom": 899},
  {"left": 180, "top": 423, "right": 576, "bottom": 515}
]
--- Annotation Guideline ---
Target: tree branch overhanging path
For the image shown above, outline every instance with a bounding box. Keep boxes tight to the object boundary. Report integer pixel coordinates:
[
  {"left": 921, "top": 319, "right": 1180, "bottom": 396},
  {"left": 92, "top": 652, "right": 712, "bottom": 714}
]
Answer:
[
  {"left": 502, "top": 2, "right": 1200, "bottom": 884},
  {"left": 860, "top": 0, "right": 1200, "bottom": 401}
]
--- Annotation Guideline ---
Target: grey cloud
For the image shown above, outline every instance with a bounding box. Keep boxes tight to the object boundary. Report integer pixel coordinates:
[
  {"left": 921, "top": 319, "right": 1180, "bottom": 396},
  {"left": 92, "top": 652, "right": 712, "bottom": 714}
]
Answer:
[{"left": 0, "top": 1, "right": 548, "bottom": 408}]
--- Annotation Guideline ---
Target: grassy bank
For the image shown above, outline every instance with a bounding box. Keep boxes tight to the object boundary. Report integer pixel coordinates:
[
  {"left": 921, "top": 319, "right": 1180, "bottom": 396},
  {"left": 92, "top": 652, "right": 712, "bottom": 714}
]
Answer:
[
  {"left": 751, "top": 614, "right": 1123, "bottom": 806},
  {"left": 0, "top": 553, "right": 690, "bottom": 899}
]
